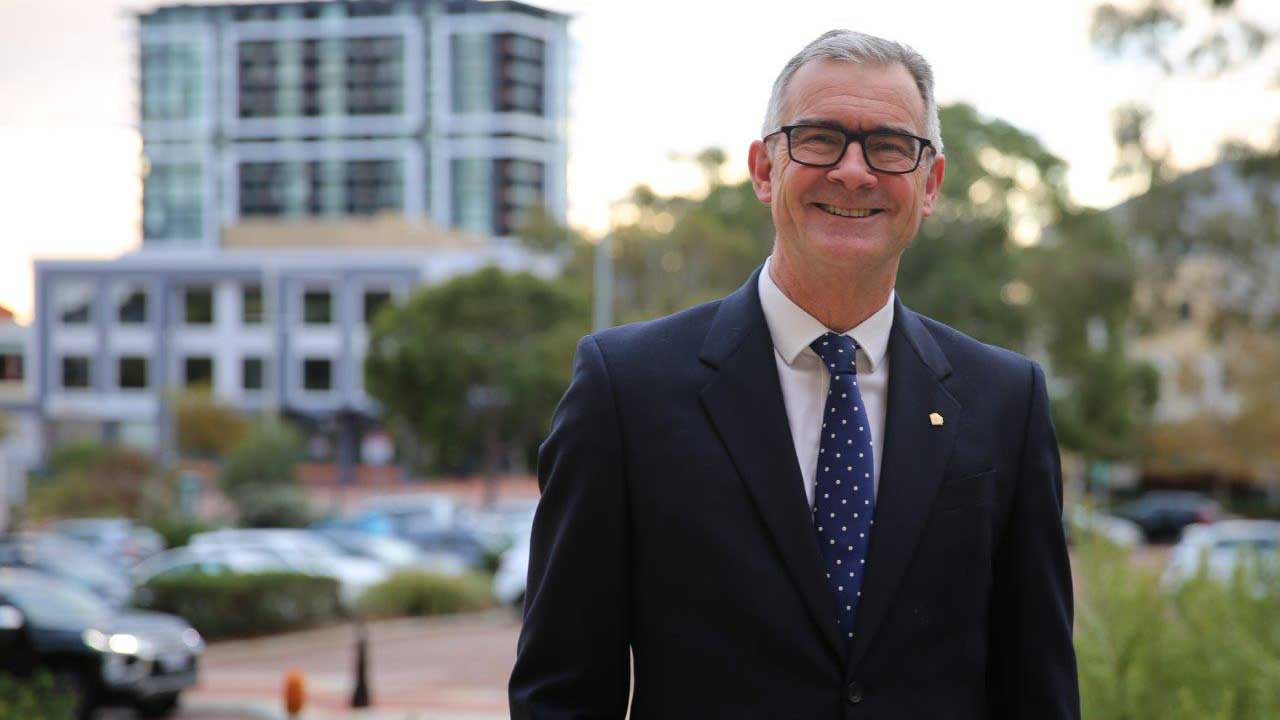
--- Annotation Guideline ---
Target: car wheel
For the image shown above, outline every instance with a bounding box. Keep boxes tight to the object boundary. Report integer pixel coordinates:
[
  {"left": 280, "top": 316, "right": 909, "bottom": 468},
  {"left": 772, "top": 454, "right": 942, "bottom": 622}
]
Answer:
[{"left": 137, "top": 691, "right": 181, "bottom": 718}]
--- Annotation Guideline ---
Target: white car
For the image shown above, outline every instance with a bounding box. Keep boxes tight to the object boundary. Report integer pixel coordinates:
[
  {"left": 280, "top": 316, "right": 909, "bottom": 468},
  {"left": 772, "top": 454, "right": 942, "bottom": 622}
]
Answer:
[
  {"left": 493, "top": 536, "right": 530, "bottom": 608},
  {"left": 316, "top": 529, "right": 467, "bottom": 577},
  {"left": 131, "top": 545, "right": 287, "bottom": 586},
  {"left": 1163, "top": 520, "right": 1280, "bottom": 591},
  {"left": 190, "top": 529, "right": 391, "bottom": 605},
  {"left": 459, "top": 501, "right": 537, "bottom": 553},
  {"left": 1066, "top": 505, "right": 1143, "bottom": 549}
]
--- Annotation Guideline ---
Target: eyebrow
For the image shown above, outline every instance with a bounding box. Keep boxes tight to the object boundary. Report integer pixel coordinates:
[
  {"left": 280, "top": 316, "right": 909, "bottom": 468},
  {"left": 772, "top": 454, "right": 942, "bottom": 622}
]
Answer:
[{"left": 792, "top": 117, "right": 918, "bottom": 137}]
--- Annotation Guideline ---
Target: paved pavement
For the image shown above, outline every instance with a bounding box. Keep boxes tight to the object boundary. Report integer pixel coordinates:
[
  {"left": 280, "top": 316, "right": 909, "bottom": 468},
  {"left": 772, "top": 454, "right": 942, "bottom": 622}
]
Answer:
[{"left": 96, "top": 610, "right": 522, "bottom": 720}]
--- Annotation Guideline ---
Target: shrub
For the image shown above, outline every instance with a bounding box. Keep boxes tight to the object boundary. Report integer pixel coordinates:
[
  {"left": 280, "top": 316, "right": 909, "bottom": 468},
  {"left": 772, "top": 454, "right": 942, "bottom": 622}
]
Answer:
[
  {"left": 357, "top": 571, "right": 491, "bottom": 619},
  {"left": 1074, "top": 538, "right": 1280, "bottom": 719},
  {"left": 219, "top": 419, "right": 303, "bottom": 496},
  {"left": 173, "top": 389, "right": 250, "bottom": 459},
  {"left": 220, "top": 419, "right": 308, "bottom": 525},
  {"left": 0, "top": 671, "right": 76, "bottom": 720},
  {"left": 233, "top": 484, "right": 315, "bottom": 528},
  {"left": 149, "top": 515, "right": 220, "bottom": 549},
  {"left": 26, "top": 443, "right": 172, "bottom": 521},
  {"left": 135, "top": 572, "right": 342, "bottom": 640}
]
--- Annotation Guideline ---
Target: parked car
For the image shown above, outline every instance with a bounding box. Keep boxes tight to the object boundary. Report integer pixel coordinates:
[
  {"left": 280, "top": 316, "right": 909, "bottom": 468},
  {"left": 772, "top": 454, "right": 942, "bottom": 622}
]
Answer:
[
  {"left": 356, "top": 493, "right": 461, "bottom": 535},
  {"left": 458, "top": 500, "right": 537, "bottom": 553},
  {"left": 1163, "top": 519, "right": 1280, "bottom": 592},
  {"left": 189, "top": 529, "right": 390, "bottom": 605},
  {"left": 314, "top": 528, "right": 467, "bottom": 577},
  {"left": 1065, "top": 505, "right": 1143, "bottom": 548},
  {"left": 0, "top": 567, "right": 203, "bottom": 718},
  {"left": 0, "top": 533, "right": 132, "bottom": 608},
  {"left": 51, "top": 518, "right": 165, "bottom": 567},
  {"left": 493, "top": 536, "right": 530, "bottom": 608},
  {"left": 131, "top": 546, "right": 290, "bottom": 587},
  {"left": 402, "top": 527, "right": 491, "bottom": 571},
  {"left": 1114, "top": 491, "right": 1221, "bottom": 543}
]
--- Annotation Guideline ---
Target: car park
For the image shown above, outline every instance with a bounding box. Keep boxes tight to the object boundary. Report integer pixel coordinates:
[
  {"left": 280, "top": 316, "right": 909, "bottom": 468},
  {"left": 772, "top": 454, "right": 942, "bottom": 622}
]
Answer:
[
  {"left": 131, "top": 546, "right": 290, "bottom": 587},
  {"left": 51, "top": 518, "right": 165, "bottom": 567},
  {"left": 1065, "top": 504, "right": 1143, "bottom": 548},
  {"left": 492, "top": 536, "right": 530, "bottom": 608},
  {"left": 189, "top": 529, "right": 391, "bottom": 605},
  {"left": 1162, "top": 519, "right": 1280, "bottom": 591},
  {"left": 1114, "top": 491, "right": 1221, "bottom": 543},
  {"left": 458, "top": 500, "right": 537, "bottom": 553},
  {"left": 0, "top": 568, "right": 203, "bottom": 718},
  {"left": 0, "top": 533, "right": 133, "bottom": 608},
  {"left": 315, "top": 528, "right": 467, "bottom": 577}
]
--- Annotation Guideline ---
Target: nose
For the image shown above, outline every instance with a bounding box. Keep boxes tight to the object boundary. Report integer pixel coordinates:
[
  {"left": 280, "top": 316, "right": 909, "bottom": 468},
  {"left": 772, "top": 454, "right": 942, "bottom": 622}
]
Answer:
[{"left": 826, "top": 141, "right": 878, "bottom": 190}]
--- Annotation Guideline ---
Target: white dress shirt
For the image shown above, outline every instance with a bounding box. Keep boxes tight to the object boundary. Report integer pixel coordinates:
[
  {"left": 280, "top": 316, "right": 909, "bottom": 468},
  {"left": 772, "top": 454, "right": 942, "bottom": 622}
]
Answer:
[{"left": 757, "top": 256, "right": 894, "bottom": 508}]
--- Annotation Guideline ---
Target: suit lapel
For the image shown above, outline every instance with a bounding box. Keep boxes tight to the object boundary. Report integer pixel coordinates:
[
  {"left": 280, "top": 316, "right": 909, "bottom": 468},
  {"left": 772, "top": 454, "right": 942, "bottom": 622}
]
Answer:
[
  {"left": 698, "top": 269, "right": 845, "bottom": 663},
  {"left": 848, "top": 298, "right": 960, "bottom": 668}
]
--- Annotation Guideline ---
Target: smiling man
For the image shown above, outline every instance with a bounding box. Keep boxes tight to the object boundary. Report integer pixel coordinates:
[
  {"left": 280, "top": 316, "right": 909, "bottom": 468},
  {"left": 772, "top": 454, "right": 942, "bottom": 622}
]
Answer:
[{"left": 511, "top": 29, "right": 1080, "bottom": 719}]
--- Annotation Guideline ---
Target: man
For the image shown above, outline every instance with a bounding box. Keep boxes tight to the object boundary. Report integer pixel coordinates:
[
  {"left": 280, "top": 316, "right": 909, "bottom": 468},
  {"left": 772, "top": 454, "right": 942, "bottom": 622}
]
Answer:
[{"left": 511, "top": 29, "right": 1080, "bottom": 719}]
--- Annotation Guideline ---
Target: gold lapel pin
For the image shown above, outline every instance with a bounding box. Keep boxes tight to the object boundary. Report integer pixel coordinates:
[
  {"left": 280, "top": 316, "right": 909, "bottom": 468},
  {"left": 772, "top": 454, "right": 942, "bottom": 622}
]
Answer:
[{"left": 929, "top": 412, "right": 944, "bottom": 426}]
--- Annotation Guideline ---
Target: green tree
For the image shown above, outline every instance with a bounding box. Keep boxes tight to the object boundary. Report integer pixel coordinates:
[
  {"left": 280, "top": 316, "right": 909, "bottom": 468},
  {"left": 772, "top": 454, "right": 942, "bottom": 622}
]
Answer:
[
  {"left": 219, "top": 419, "right": 311, "bottom": 527},
  {"left": 363, "top": 267, "right": 587, "bottom": 476}
]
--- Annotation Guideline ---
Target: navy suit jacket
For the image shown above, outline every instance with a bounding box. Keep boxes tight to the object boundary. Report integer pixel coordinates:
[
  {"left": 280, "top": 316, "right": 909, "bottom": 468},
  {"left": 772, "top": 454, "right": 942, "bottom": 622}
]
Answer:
[{"left": 511, "top": 268, "right": 1080, "bottom": 719}]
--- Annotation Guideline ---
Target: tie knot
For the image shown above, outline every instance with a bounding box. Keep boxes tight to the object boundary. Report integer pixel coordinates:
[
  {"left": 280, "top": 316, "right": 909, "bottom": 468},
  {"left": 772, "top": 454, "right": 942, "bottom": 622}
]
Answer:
[{"left": 810, "top": 332, "right": 859, "bottom": 376}]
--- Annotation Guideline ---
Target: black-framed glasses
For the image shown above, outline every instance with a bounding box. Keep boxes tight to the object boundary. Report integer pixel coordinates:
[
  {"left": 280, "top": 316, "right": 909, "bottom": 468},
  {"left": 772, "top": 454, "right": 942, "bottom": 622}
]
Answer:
[{"left": 764, "top": 125, "right": 934, "bottom": 174}]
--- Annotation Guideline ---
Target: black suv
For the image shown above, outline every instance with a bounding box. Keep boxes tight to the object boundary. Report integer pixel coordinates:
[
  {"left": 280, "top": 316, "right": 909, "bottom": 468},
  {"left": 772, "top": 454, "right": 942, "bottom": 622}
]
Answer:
[{"left": 0, "top": 568, "right": 203, "bottom": 718}]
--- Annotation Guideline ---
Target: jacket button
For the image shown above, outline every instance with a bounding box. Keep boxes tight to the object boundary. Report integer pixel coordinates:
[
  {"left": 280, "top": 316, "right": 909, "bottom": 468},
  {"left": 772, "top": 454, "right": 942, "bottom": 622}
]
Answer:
[{"left": 846, "top": 681, "right": 863, "bottom": 705}]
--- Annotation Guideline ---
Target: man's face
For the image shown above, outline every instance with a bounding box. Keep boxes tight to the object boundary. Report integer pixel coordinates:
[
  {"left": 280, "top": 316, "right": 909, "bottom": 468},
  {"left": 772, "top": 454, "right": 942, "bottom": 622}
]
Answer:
[{"left": 749, "top": 60, "right": 945, "bottom": 278}]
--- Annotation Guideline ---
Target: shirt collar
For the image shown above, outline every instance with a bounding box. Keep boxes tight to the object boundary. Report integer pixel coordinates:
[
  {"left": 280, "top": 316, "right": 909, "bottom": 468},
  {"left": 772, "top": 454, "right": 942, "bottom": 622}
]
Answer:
[{"left": 757, "top": 255, "right": 894, "bottom": 372}]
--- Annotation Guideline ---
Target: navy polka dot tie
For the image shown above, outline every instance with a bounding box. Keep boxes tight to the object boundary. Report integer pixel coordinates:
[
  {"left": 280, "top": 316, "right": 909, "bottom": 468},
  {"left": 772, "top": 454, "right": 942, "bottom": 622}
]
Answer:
[{"left": 809, "top": 332, "right": 876, "bottom": 643}]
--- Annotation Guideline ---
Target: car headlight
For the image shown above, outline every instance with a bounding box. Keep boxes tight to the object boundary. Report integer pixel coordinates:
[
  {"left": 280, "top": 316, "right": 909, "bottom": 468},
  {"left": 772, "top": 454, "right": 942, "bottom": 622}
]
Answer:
[
  {"left": 181, "top": 627, "right": 205, "bottom": 653},
  {"left": 83, "top": 630, "right": 154, "bottom": 659}
]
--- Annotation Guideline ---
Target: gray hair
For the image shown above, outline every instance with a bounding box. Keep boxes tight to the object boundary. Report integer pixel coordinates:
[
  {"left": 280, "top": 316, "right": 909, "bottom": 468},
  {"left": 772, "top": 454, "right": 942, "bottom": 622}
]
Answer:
[{"left": 762, "top": 29, "right": 944, "bottom": 156}]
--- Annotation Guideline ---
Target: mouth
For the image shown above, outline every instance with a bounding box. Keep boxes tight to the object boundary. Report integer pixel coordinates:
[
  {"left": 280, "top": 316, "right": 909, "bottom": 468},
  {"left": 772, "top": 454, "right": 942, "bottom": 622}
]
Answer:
[{"left": 814, "top": 203, "right": 884, "bottom": 219}]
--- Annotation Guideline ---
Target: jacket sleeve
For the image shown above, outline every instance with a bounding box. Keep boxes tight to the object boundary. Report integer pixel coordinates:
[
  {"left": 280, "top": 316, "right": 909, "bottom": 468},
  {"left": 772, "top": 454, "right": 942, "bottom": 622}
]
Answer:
[
  {"left": 986, "top": 361, "right": 1081, "bottom": 719},
  {"left": 509, "top": 335, "right": 631, "bottom": 719}
]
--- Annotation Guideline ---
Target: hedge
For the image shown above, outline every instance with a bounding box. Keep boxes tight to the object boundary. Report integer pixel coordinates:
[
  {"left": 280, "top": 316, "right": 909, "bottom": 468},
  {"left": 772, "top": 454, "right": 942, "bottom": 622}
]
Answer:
[
  {"left": 134, "top": 572, "right": 342, "bottom": 640},
  {"left": 357, "top": 571, "right": 492, "bottom": 619}
]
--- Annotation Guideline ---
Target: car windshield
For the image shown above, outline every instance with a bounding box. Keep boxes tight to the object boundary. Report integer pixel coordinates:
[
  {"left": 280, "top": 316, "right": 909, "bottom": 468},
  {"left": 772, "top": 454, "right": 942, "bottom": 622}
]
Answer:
[
  {"left": 1216, "top": 539, "right": 1278, "bottom": 552},
  {"left": 34, "top": 543, "right": 125, "bottom": 588},
  {"left": 329, "top": 532, "right": 418, "bottom": 564},
  {"left": 1, "top": 574, "right": 112, "bottom": 630}
]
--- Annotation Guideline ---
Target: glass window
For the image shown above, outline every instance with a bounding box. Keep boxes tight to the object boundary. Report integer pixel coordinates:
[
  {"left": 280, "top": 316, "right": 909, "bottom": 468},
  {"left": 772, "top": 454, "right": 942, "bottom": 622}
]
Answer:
[
  {"left": 237, "top": 40, "right": 281, "bottom": 119},
  {"left": 118, "top": 356, "right": 148, "bottom": 390},
  {"left": 0, "top": 352, "right": 22, "bottom": 382},
  {"left": 344, "top": 36, "right": 404, "bottom": 115},
  {"left": 143, "top": 163, "right": 202, "bottom": 241},
  {"left": 303, "top": 358, "right": 332, "bottom": 391},
  {"left": 184, "top": 356, "right": 213, "bottom": 388},
  {"left": 239, "top": 161, "right": 288, "bottom": 217},
  {"left": 141, "top": 41, "right": 203, "bottom": 122},
  {"left": 451, "top": 157, "right": 492, "bottom": 236},
  {"left": 56, "top": 281, "right": 94, "bottom": 325},
  {"left": 62, "top": 356, "right": 91, "bottom": 389},
  {"left": 117, "top": 286, "right": 148, "bottom": 324},
  {"left": 363, "top": 290, "right": 392, "bottom": 324},
  {"left": 243, "top": 285, "right": 264, "bottom": 324},
  {"left": 451, "top": 33, "right": 492, "bottom": 114},
  {"left": 184, "top": 287, "right": 214, "bottom": 324},
  {"left": 243, "top": 357, "right": 264, "bottom": 391},
  {"left": 303, "top": 290, "right": 332, "bottom": 324}
]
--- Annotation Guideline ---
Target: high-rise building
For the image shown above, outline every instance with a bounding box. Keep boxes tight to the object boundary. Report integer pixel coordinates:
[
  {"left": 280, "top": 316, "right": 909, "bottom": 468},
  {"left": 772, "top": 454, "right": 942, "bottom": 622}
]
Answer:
[{"left": 139, "top": 0, "right": 569, "bottom": 248}]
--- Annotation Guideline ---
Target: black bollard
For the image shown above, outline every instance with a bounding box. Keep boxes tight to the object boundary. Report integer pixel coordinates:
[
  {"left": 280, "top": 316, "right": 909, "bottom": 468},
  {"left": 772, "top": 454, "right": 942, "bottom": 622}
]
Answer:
[{"left": 351, "top": 618, "right": 371, "bottom": 708}]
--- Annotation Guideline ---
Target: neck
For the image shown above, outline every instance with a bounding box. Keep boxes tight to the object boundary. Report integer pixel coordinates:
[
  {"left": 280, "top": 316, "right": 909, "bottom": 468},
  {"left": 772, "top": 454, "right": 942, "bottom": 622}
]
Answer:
[{"left": 768, "top": 247, "right": 895, "bottom": 333}]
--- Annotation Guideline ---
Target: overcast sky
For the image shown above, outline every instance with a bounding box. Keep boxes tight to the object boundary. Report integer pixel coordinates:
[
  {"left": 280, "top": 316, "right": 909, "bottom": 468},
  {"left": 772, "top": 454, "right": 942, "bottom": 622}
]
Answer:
[{"left": 2, "top": 0, "right": 1278, "bottom": 321}]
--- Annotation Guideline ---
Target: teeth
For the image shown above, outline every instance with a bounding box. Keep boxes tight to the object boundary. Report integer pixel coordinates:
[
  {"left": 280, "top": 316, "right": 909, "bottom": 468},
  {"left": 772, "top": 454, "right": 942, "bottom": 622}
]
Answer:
[{"left": 819, "top": 204, "right": 875, "bottom": 218}]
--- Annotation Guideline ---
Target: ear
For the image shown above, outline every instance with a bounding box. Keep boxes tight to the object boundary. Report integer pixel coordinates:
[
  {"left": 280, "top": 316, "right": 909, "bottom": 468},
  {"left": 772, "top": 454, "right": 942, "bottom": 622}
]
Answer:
[
  {"left": 748, "top": 139, "right": 775, "bottom": 205},
  {"left": 919, "top": 153, "right": 946, "bottom": 218}
]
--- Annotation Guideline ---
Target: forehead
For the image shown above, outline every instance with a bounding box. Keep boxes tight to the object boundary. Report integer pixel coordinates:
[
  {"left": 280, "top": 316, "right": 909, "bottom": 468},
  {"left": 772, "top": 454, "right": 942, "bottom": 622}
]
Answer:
[{"left": 781, "top": 59, "right": 925, "bottom": 134}]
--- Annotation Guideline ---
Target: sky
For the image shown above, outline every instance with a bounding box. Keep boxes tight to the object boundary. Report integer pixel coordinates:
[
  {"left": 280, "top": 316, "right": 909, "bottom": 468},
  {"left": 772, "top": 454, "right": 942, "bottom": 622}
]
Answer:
[{"left": 1, "top": 0, "right": 1278, "bottom": 323}]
